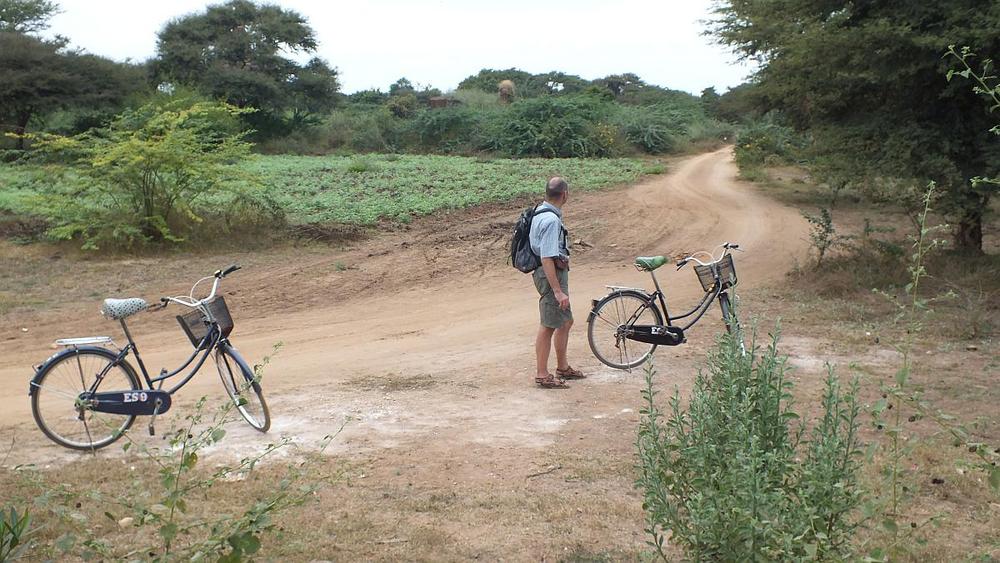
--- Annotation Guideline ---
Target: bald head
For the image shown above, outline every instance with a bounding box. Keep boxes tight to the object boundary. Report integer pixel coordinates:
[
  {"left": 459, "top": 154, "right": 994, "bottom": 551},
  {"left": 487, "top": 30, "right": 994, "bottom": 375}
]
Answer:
[{"left": 545, "top": 177, "right": 568, "bottom": 201}]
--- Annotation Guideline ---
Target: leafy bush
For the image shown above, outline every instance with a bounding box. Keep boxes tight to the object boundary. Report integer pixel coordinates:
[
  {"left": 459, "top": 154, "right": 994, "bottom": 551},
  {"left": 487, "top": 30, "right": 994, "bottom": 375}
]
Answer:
[
  {"left": 611, "top": 105, "right": 692, "bottom": 154},
  {"left": 408, "top": 106, "right": 483, "bottom": 153},
  {"left": 484, "top": 95, "right": 616, "bottom": 157},
  {"left": 386, "top": 93, "right": 418, "bottom": 118},
  {"left": 24, "top": 97, "right": 279, "bottom": 249},
  {"left": 637, "top": 329, "right": 863, "bottom": 561},
  {"left": 734, "top": 115, "right": 803, "bottom": 172}
]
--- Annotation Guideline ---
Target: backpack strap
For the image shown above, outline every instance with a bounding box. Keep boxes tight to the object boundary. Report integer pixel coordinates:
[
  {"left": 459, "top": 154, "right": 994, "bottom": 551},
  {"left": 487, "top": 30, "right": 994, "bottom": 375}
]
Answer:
[{"left": 533, "top": 206, "right": 569, "bottom": 256}]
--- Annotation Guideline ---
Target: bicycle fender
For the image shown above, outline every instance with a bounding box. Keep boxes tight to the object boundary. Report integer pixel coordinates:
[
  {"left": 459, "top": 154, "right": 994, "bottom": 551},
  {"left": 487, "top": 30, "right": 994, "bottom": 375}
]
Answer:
[
  {"left": 218, "top": 341, "right": 255, "bottom": 382},
  {"left": 28, "top": 346, "right": 123, "bottom": 396},
  {"left": 588, "top": 289, "right": 656, "bottom": 320}
]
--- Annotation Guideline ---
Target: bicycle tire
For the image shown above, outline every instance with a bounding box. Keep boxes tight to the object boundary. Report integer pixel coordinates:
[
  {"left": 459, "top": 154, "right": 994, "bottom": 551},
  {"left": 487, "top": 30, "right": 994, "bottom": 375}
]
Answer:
[
  {"left": 215, "top": 342, "right": 270, "bottom": 432},
  {"left": 718, "top": 292, "right": 747, "bottom": 355},
  {"left": 587, "top": 290, "right": 665, "bottom": 370},
  {"left": 30, "top": 347, "right": 140, "bottom": 450}
]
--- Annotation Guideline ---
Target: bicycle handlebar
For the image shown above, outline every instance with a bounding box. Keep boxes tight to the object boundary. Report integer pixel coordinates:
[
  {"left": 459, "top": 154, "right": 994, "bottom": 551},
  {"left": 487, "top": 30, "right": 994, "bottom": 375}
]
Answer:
[
  {"left": 676, "top": 242, "right": 742, "bottom": 270},
  {"left": 216, "top": 264, "right": 241, "bottom": 278},
  {"left": 158, "top": 265, "right": 242, "bottom": 310}
]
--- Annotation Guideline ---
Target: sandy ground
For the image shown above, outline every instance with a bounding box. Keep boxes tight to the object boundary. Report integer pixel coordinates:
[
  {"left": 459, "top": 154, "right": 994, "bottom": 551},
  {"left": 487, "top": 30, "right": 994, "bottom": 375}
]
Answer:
[
  {"left": 0, "top": 148, "right": 832, "bottom": 559},
  {"left": 0, "top": 147, "right": 809, "bottom": 461}
]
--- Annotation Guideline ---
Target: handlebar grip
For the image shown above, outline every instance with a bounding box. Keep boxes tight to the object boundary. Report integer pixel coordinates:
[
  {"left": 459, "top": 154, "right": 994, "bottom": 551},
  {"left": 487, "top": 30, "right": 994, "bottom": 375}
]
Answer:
[
  {"left": 676, "top": 259, "right": 689, "bottom": 270},
  {"left": 160, "top": 297, "right": 169, "bottom": 304},
  {"left": 217, "top": 264, "right": 242, "bottom": 278}
]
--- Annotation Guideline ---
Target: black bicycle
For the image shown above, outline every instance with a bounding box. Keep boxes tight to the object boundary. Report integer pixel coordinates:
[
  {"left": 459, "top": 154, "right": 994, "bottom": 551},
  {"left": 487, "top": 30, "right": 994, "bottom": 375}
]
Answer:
[
  {"left": 587, "top": 242, "right": 744, "bottom": 369},
  {"left": 28, "top": 265, "right": 270, "bottom": 451}
]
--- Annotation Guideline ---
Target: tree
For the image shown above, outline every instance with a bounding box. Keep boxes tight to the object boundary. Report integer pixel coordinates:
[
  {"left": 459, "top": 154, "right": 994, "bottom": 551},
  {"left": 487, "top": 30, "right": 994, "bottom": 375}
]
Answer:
[
  {"left": 0, "top": 0, "right": 58, "bottom": 33},
  {"left": 0, "top": 32, "right": 146, "bottom": 149},
  {"left": 30, "top": 98, "right": 261, "bottom": 248},
  {"left": 710, "top": 0, "right": 1000, "bottom": 252},
  {"left": 151, "top": 0, "right": 339, "bottom": 138},
  {"left": 388, "top": 77, "right": 414, "bottom": 96}
]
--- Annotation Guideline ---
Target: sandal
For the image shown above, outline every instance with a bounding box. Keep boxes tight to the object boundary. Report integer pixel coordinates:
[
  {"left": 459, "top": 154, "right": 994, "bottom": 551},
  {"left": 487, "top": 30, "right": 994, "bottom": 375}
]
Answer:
[
  {"left": 535, "top": 374, "right": 569, "bottom": 389},
  {"left": 556, "top": 366, "right": 586, "bottom": 380}
]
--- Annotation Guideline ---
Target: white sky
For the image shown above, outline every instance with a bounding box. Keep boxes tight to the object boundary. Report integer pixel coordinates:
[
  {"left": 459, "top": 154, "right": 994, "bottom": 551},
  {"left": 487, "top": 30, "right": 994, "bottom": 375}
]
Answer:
[{"left": 42, "top": 0, "right": 752, "bottom": 95}]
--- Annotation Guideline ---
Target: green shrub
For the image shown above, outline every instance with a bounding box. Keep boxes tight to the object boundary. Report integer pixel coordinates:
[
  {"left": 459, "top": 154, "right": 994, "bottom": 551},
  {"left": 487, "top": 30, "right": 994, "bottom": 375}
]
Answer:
[
  {"left": 386, "top": 93, "right": 418, "bottom": 118},
  {"left": 734, "top": 115, "right": 803, "bottom": 173},
  {"left": 484, "top": 95, "right": 616, "bottom": 157},
  {"left": 637, "top": 329, "right": 863, "bottom": 561},
  {"left": 408, "top": 107, "right": 482, "bottom": 153},
  {"left": 24, "top": 97, "right": 279, "bottom": 250},
  {"left": 611, "top": 105, "right": 692, "bottom": 154},
  {"left": 346, "top": 157, "right": 378, "bottom": 173}
]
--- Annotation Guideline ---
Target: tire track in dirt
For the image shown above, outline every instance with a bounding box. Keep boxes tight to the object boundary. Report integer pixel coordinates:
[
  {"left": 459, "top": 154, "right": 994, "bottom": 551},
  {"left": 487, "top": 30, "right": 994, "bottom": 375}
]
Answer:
[{"left": 0, "top": 147, "right": 809, "bottom": 464}]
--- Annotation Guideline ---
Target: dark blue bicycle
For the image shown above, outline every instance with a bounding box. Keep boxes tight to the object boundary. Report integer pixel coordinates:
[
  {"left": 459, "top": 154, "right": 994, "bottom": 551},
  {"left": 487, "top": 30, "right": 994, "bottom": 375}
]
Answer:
[
  {"left": 29, "top": 265, "right": 270, "bottom": 450},
  {"left": 587, "top": 242, "right": 745, "bottom": 369}
]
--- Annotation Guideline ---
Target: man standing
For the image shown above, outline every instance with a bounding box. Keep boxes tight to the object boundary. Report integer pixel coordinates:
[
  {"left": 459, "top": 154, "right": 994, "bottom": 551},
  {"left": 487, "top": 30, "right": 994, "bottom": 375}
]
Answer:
[{"left": 530, "top": 177, "right": 586, "bottom": 388}]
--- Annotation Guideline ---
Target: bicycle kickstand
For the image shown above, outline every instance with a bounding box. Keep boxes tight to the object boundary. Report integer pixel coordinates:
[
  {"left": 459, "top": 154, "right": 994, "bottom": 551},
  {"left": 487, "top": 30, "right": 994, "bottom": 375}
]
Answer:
[{"left": 149, "top": 398, "right": 163, "bottom": 436}]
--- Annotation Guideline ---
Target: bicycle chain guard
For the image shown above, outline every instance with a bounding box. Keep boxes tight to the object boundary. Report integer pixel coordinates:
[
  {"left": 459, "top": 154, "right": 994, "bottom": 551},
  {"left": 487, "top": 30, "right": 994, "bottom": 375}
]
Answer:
[
  {"left": 81, "top": 390, "right": 173, "bottom": 416},
  {"left": 624, "top": 325, "right": 686, "bottom": 346}
]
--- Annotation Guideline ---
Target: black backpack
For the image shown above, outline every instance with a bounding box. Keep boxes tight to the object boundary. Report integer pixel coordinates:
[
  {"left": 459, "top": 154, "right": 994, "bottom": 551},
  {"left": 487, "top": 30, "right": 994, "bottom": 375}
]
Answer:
[{"left": 509, "top": 206, "right": 560, "bottom": 273}]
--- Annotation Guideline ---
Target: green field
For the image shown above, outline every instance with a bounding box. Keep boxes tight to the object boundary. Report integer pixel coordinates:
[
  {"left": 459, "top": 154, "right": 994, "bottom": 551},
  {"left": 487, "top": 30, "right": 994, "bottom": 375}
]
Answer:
[{"left": 0, "top": 154, "right": 646, "bottom": 227}]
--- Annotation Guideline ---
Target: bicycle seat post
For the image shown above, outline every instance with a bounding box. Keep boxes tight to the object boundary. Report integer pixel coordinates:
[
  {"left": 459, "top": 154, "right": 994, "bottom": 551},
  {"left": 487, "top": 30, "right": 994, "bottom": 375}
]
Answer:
[{"left": 119, "top": 318, "right": 151, "bottom": 386}]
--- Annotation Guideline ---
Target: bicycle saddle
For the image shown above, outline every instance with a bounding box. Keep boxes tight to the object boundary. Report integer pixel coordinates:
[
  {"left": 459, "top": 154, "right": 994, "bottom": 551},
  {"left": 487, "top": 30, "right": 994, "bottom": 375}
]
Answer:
[
  {"left": 101, "top": 298, "right": 148, "bottom": 320},
  {"left": 635, "top": 256, "right": 667, "bottom": 271}
]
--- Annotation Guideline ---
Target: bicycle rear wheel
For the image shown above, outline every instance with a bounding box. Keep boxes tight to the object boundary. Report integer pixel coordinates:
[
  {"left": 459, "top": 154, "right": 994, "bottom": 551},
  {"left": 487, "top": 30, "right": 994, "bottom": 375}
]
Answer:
[
  {"left": 587, "top": 290, "right": 664, "bottom": 369},
  {"left": 215, "top": 343, "right": 270, "bottom": 432},
  {"left": 30, "top": 348, "right": 140, "bottom": 450}
]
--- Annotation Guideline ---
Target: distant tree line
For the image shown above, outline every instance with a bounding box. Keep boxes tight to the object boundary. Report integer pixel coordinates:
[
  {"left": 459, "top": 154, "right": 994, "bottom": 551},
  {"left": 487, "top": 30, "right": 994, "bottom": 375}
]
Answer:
[{"left": 1, "top": 0, "right": 737, "bottom": 159}]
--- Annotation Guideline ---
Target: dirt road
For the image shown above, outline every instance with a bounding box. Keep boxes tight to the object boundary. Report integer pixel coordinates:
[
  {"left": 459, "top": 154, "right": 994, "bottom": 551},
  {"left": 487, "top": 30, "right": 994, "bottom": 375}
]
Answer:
[
  {"left": 0, "top": 146, "right": 809, "bottom": 464},
  {"left": 0, "top": 146, "right": 815, "bottom": 558}
]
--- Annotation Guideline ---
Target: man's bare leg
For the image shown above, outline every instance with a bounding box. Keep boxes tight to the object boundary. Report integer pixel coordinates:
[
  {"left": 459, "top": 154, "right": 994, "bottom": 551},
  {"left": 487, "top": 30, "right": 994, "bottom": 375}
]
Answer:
[
  {"left": 536, "top": 325, "right": 556, "bottom": 378},
  {"left": 554, "top": 319, "right": 573, "bottom": 370}
]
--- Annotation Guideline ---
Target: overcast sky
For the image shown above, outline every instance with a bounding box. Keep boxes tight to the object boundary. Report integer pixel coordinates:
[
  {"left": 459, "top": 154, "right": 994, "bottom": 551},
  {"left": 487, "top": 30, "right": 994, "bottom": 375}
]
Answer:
[{"left": 42, "top": 0, "right": 753, "bottom": 95}]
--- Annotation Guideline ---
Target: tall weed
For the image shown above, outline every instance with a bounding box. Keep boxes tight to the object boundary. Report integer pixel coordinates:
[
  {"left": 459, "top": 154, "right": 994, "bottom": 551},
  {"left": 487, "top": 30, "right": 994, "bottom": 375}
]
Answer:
[{"left": 637, "top": 328, "right": 863, "bottom": 561}]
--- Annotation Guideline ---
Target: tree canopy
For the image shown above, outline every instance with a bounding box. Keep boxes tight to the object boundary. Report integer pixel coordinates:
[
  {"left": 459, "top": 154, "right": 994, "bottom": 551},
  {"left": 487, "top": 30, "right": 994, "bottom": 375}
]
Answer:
[
  {"left": 0, "top": 0, "right": 58, "bottom": 33},
  {"left": 151, "top": 0, "right": 339, "bottom": 137},
  {"left": 0, "top": 32, "right": 144, "bottom": 148},
  {"left": 711, "top": 0, "right": 1000, "bottom": 251}
]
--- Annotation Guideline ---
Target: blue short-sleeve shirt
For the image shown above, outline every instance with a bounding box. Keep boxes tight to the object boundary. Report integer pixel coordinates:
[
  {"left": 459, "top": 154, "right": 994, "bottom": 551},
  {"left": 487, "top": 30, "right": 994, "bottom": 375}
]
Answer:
[{"left": 529, "top": 201, "right": 569, "bottom": 261}]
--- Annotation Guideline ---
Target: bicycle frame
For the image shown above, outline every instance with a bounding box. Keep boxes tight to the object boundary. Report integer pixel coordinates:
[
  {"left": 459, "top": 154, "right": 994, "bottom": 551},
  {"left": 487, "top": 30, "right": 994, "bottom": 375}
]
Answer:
[
  {"left": 641, "top": 267, "right": 725, "bottom": 331},
  {"left": 90, "top": 318, "right": 223, "bottom": 396}
]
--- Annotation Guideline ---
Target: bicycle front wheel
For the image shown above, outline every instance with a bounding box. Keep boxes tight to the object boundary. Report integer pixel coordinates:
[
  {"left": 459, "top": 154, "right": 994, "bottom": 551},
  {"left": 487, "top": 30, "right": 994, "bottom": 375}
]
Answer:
[
  {"left": 215, "top": 343, "right": 270, "bottom": 432},
  {"left": 588, "top": 290, "right": 664, "bottom": 370},
  {"left": 718, "top": 292, "right": 746, "bottom": 356},
  {"left": 30, "top": 348, "right": 140, "bottom": 450}
]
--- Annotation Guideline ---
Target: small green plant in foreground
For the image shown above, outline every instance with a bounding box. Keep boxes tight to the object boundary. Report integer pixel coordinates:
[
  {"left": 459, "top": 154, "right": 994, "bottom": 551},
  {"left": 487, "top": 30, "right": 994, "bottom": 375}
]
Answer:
[
  {"left": 1, "top": 506, "right": 34, "bottom": 562},
  {"left": 637, "top": 328, "right": 863, "bottom": 561},
  {"left": 803, "top": 207, "right": 852, "bottom": 268},
  {"left": 867, "top": 185, "right": 999, "bottom": 560}
]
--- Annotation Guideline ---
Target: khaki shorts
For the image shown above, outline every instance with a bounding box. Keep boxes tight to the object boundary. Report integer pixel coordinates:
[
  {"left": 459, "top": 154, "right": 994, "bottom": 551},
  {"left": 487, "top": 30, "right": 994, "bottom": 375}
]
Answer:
[{"left": 533, "top": 267, "right": 573, "bottom": 329}]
